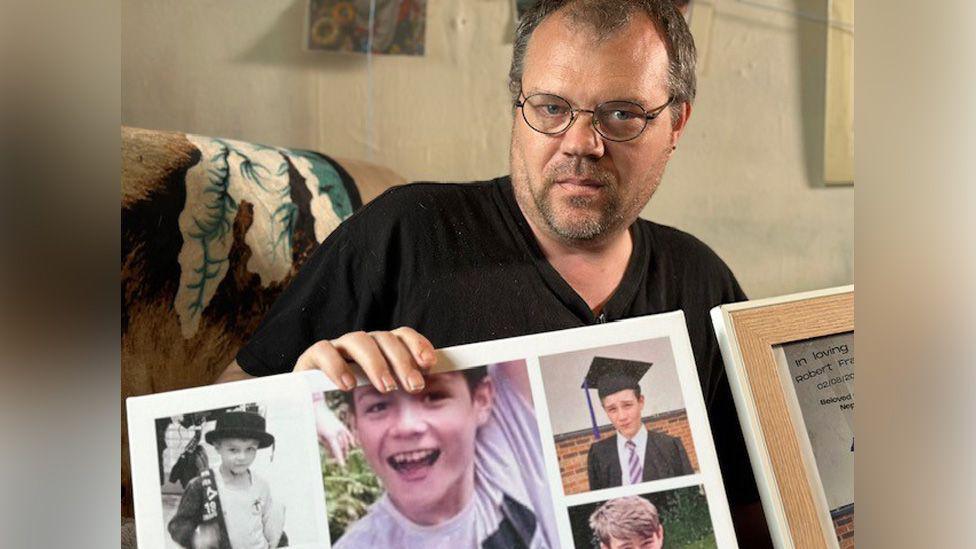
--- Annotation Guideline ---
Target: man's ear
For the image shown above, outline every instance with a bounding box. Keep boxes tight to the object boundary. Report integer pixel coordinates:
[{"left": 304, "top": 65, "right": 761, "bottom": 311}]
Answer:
[
  {"left": 669, "top": 101, "right": 692, "bottom": 148},
  {"left": 472, "top": 378, "right": 495, "bottom": 426}
]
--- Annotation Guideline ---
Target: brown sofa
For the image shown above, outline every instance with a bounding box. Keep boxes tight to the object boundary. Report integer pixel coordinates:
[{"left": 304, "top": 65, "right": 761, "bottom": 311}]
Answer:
[{"left": 121, "top": 126, "right": 404, "bottom": 521}]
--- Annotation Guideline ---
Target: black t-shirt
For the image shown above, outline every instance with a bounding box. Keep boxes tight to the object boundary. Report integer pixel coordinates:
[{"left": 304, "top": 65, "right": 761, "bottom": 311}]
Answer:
[{"left": 237, "top": 175, "right": 757, "bottom": 504}]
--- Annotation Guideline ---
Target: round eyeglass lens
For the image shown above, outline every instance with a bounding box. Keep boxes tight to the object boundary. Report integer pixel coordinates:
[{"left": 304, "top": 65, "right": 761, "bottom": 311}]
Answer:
[
  {"left": 594, "top": 102, "right": 648, "bottom": 141},
  {"left": 523, "top": 94, "right": 573, "bottom": 134}
]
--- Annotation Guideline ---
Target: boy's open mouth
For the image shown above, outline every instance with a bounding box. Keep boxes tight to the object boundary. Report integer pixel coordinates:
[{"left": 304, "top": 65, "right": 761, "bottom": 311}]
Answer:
[{"left": 387, "top": 448, "right": 441, "bottom": 476}]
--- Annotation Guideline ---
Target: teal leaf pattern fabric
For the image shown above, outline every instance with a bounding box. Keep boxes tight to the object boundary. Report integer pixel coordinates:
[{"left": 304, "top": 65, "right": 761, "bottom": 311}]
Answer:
[{"left": 175, "top": 134, "right": 354, "bottom": 337}]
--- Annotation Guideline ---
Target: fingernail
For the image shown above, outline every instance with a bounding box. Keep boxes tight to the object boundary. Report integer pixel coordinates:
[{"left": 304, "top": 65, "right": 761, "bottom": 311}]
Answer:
[
  {"left": 340, "top": 373, "right": 356, "bottom": 391},
  {"left": 407, "top": 371, "right": 425, "bottom": 392},
  {"left": 381, "top": 374, "right": 397, "bottom": 392}
]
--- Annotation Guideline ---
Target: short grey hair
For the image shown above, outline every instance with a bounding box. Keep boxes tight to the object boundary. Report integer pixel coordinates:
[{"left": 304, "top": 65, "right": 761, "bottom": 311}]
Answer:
[
  {"left": 509, "top": 0, "right": 696, "bottom": 126},
  {"left": 589, "top": 495, "right": 662, "bottom": 546}
]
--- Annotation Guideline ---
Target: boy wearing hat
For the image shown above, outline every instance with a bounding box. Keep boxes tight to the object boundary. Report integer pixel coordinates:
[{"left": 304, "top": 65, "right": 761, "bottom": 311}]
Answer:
[
  {"left": 584, "top": 357, "right": 693, "bottom": 491},
  {"left": 168, "top": 410, "right": 285, "bottom": 549}
]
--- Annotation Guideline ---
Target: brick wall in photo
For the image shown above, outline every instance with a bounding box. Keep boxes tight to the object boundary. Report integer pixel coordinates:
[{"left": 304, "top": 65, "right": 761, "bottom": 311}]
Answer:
[
  {"left": 833, "top": 505, "right": 854, "bottom": 548},
  {"left": 554, "top": 409, "right": 697, "bottom": 495}
]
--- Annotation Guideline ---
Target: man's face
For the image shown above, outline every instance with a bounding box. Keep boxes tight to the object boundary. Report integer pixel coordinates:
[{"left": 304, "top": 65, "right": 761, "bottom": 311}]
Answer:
[
  {"left": 601, "top": 530, "right": 663, "bottom": 549},
  {"left": 601, "top": 389, "right": 645, "bottom": 439},
  {"left": 352, "top": 372, "right": 493, "bottom": 521},
  {"left": 510, "top": 11, "right": 689, "bottom": 245},
  {"left": 214, "top": 437, "right": 259, "bottom": 475}
]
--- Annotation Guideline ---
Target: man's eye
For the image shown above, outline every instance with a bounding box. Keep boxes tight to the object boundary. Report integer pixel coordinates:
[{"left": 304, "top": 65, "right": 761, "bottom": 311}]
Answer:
[
  {"left": 609, "top": 109, "right": 638, "bottom": 121},
  {"left": 537, "top": 104, "right": 568, "bottom": 117}
]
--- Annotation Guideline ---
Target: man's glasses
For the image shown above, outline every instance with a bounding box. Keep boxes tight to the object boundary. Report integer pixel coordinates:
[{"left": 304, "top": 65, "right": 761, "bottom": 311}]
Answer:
[{"left": 515, "top": 93, "right": 673, "bottom": 142}]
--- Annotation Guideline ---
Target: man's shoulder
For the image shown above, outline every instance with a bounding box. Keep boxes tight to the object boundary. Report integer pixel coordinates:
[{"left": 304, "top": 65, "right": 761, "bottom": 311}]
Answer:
[
  {"left": 331, "top": 178, "right": 503, "bottom": 247},
  {"left": 379, "top": 178, "right": 498, "bottom": 197},
  {"left": 635, "top": 218, "right": 743, "bottom": 299},
  {"left": 636, "top": 219, "right": 727, "bottom": 267},
  {"left": 367, "top": 178, "right": 503, "bottom": 216},
  {"left": 334, "top": 177, "right": 507, "bottom": 238}
]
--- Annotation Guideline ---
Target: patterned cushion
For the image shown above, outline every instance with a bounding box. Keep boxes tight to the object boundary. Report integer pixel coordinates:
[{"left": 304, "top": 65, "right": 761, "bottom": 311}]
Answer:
[{"left": 121, "top": 127, "right": 396, "bottom": 517}]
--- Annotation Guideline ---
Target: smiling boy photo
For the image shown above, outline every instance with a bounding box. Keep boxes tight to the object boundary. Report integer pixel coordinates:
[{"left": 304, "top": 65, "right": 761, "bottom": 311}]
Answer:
[{"left": 321, "top": 361, "right": 556, "bottom": 548}]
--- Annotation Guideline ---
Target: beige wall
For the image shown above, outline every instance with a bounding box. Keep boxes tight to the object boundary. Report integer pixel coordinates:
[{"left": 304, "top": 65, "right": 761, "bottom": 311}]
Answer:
[{"left": 122, "top": 0, "right": 852, "bottom": 298}]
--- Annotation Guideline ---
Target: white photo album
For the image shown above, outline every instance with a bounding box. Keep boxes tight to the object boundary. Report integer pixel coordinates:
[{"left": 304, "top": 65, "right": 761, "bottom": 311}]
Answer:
[{"left": 127, "top": 311, "right": 738, "bottom": 548}]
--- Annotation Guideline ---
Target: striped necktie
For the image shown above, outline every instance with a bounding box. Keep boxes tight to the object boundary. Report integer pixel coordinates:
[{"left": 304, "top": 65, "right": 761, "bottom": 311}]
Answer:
[{"left": 626, "top": 439, "right": 642, "bottom": 484}]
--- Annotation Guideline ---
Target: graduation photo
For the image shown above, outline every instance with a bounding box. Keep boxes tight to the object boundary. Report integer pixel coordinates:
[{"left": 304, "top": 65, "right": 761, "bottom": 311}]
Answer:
[{"left": 538, "top": 338, "right": 698, "bottom": 496}]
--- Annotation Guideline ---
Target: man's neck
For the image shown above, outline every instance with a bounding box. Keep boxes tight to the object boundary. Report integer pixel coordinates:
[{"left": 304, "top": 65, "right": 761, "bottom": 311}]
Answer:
[{"left": 527, "top": 217, "right": 634, "bottom": 314}]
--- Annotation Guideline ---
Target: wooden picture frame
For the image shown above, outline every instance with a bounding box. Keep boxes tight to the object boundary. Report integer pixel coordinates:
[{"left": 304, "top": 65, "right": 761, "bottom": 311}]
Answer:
[{"left": 711, "top": 286, "right": 854, "bottom": 549}]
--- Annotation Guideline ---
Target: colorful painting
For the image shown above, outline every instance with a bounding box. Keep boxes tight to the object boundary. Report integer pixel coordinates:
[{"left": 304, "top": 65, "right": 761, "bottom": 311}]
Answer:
[{"left": 307, "top": 0, "right": 427, "bottom": 55}]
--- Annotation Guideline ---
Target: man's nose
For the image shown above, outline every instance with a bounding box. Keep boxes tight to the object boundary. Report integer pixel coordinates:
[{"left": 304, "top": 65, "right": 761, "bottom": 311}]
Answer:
[{"left": 558, "top": 111, "right": 605, "bottom": 158}]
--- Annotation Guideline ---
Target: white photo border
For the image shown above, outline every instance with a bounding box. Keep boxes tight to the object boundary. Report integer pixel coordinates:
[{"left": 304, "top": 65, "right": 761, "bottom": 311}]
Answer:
[
  {"left": 303, "top": 311, "right": 738, "bottom": 548},
  {"left": 127, "top": 373, "right": 330, "bottom": 549}
]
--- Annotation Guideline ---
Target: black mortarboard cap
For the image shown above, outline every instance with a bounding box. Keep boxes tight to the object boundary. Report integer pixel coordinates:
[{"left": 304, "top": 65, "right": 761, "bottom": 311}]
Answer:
[
  {"left": 581, "top": 357, "right": 653, "bottom": 439},
  {"left": 583, "top": 357, "right": 653, "bottom": 399}
]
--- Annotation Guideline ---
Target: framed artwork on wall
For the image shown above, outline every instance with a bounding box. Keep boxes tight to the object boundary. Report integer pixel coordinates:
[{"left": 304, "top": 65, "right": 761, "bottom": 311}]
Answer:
[{"left": 712, "top": 286, "right": 854, "bottom": 549}]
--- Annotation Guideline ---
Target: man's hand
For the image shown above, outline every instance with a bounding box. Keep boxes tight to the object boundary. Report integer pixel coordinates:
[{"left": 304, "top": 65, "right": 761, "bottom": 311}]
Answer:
[{"left": 294, "top": 327, "right": 437, "bottom": 393}]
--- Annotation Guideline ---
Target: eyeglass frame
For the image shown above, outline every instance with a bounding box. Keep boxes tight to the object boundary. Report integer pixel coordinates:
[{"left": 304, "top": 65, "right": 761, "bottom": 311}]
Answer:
[{"left": 514, "top": 92, "right": 674, "bottom": 143}]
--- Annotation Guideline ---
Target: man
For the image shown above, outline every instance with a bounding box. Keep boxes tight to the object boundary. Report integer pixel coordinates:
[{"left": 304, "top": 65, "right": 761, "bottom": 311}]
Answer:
[
  {"left": 582, "top": 357, "right": 693, "bottom": 491},
  {"left": 218, "top": 0, "right": 768, "bottom": 544},
  {"left": 588, "top": 496, "right": 664, "bottom": 549}
]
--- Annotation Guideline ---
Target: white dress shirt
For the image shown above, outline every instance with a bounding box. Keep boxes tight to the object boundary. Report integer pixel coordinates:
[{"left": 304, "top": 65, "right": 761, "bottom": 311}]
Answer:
[{"left": 616, "top": 427, "right": 648, "bottom": 486}]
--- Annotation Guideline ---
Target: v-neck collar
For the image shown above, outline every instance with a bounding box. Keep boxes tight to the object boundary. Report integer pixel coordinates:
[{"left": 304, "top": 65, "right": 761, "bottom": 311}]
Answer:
[{"left": 492, "top": 176, "right": 649, "bottom": 325}]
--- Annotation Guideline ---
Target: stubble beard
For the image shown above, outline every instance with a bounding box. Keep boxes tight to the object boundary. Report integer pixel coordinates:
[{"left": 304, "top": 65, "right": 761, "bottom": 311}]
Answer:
[
  {"left": 539, "top": 176, "right": 619, "bottom": 241},
  {"left": 525, "top": 158, "right": 625, "bottom": 243},
  {"left": 511, "top": 130, "right": 670, "bottom": 245}
]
